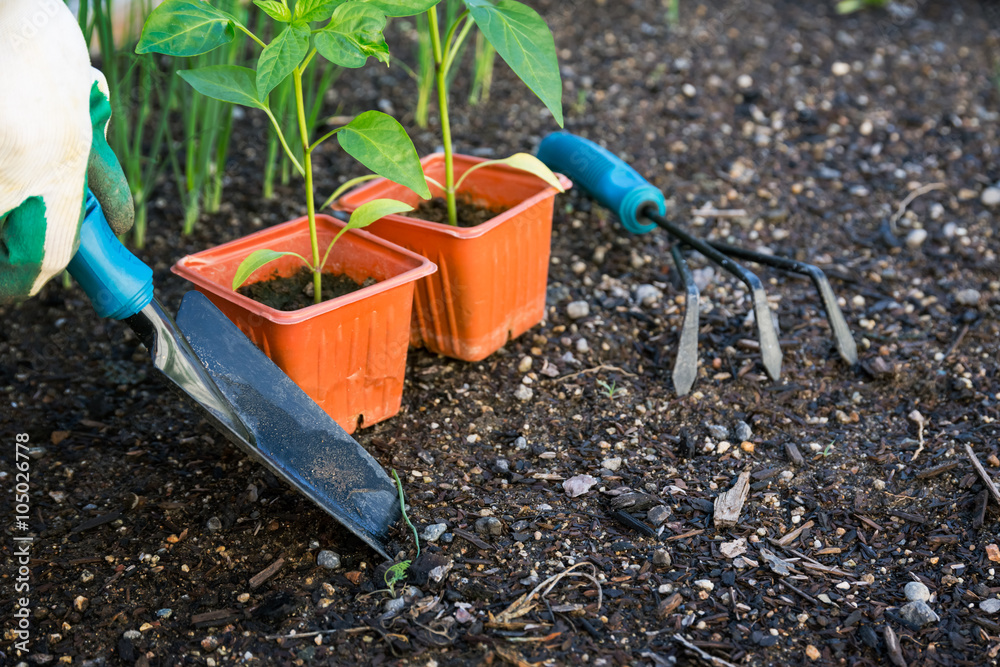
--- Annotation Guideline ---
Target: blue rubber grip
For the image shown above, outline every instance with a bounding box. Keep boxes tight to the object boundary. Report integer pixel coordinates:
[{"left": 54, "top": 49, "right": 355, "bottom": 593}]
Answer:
[
  {"left": 67, "top": 190, "right": 153, "bottom": 320},
  {"left": 537, "top": 132, "right": 664, "bottom": 234}
]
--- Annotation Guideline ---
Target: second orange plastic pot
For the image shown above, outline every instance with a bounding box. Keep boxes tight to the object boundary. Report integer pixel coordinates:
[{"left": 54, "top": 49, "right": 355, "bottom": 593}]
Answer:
[
  {"left": 337, "top": 153, "right": 572, "bottom": 362},
  {"left": 171, "top": 214, "right": 436, "bottom": 434}
]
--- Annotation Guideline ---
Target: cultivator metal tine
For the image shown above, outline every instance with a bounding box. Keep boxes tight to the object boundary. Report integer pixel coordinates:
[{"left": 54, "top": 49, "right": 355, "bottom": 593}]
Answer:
[
  {"left": 707, "top": 241, "right": 858, "bottom": 366},
  {"left": 644, "top": 209, "right": 783, "bottom": 381},
  {"left": 670, "top": 244, "right": 699, "bottom": 396}
]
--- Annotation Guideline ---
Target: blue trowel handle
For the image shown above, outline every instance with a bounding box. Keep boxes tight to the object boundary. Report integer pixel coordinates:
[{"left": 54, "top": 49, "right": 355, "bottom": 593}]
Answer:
[
  {"left": 537, "top": 131, "right": 665, "bottom": 235},
  {"left": 67, "top": 190, "right": 153, "bottom": 320}
]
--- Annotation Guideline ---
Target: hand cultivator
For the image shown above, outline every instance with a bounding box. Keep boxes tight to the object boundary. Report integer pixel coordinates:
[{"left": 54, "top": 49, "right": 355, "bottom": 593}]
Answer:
[{"left": 538, "top": 132, "right": 857, "bottom": 395}]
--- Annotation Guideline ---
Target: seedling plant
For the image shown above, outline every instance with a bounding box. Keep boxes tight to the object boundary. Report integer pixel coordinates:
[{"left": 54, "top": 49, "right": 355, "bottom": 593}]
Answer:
[
  {"left": 137, "top": 0, "right": 434, "bottom": 304},
  {"left": 596, "top": 378, "right": 619, "bottom": 400},
  {"left": 331, "top": 0, "right": 567, "bottom": 226},
  {"left": 418, "top": 0, "right": 568, "bottom": 225},
  {"left": 383, "top": 469, "right": 421, "bottom": 597}
]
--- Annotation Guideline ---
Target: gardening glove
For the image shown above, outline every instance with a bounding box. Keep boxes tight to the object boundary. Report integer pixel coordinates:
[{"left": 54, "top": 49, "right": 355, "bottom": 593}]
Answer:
[{"left": 0, "top": 0, "right": 133, "bottom": 303}]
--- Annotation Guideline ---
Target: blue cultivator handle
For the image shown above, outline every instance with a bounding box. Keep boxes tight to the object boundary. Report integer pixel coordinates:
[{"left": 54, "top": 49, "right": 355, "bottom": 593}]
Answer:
[
  {"left": 537, "top": 131, "right": 665, "bottom": 234},
  {"left": 67, "top": 190, "right": 153, "bottom": 320}
]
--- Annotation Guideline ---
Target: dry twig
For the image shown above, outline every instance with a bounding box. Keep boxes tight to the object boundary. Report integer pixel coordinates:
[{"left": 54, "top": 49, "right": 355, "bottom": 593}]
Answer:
[
  {"left": 493, "top": 561, "right": 602, "bottom": 624},
  {"left": 965, "top": 443, "right": 1000, "bottom": 506},
  {"left": 672, "top": 633, "right": 739, "bottom": 667},
  {"left": 558, "top": 365, "right": 637, "bottom": 382},
  {"left": 890, "top": 182, "right": 946, "bottom": 229}
]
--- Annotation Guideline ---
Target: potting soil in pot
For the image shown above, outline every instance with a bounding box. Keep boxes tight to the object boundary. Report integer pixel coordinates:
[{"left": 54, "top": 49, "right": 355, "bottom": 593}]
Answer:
[
  {"left": 413, "top": 196, "right": 507, "bottom": 227},
  {"left": 237, "top": 267, "right": 377, "bottom": 311}
]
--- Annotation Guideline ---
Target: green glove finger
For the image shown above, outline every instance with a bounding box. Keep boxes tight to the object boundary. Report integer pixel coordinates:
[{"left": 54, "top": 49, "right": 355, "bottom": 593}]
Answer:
[
  {"left": 87, "top": 79, "right": 134, "bottom": 236},
  {"left": 0, "top": 197, "right": 55, "bottom": 301}
]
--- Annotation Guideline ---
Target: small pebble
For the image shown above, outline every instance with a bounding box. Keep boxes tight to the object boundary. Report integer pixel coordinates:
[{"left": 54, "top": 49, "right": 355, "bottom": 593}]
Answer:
[
  {"left": 80, "top": 571, "right": 94, "bottom": 584},
  {"left": 693, "top": 579, "right": 714, "bottom": 592},
  {"left": 955, "top": 289, "right": 980, "bottom": 306},
  {"left": 943, "top": 222, "right": 965, "bottom": 238},
  {"left": 647, "top": 505, "right": 671, "bottom": 526},
  {"left": 899, "top": 600, "right": 940, "bottom": 627},
  {"left": 206, "top": 516, "right": 222, "bottom": 533},
  {"left": 805, "top": 644, "right": 821, "bottom": 660},
  {"left": 652, "top": 549, "right": 672, "bottom": 566},
  {"left": 384, "top": 597, "right": 405, "bottom": 616},
  {"left": 156, "top": 608, "right": 172, "bottom": 619},
  {"left": 514, "top": 385, "right": 533, "bottom": 402},
  {"left": 237, "top": 593, "right": 250, "bottom": 603},
  {"left": 682, "top": 83, "right": 697, "bottom": 97},
  {"left": 575, "top": 338, "right": 590, "bottom": 353},
  {"left": 513, "top": 436, "right": 528, "bottom": 450},
  {"left": 635, "top": 284, "right": 662, "bottom": 306},
  {"left": 981, "top": 187, "right": 1000, "bottom": 207},
  {"left": 74, "top": 596, "right": 89, "bottom": 612},
  {"left": 563, "top": 474, "right": 598, "bottom": 497},
  {"left": 736, "top": 74, "right": 753, "bottom": 89},
  {"left": 735, "top": 421, "right": 753, "bottom": 441},
  {"left": 858, "top": 120, "right": 873, "bottom": 136},
  {"left": 905, "top": 228, "right": 927, "bottom": 247},
  {"left": 571, "top": 260, "right": 587, "bottom": 274},
  {"left": 707, "top": 424, "right": 729, "bottom": 440},
  {"left": 981, "top": 599, "right": 1000, "bottom": 615},
  {"left": 831, "top": 61, "right": 850, "bottom": 76},
  {"left": 123, "top": 630, "right": 141, "bottom": 641},
  {"left": 518, "top": 356, "right": 533, "bottom": 373},
  {"left": 317, "top": 550, "right": 341, "bottom": 570},
  {"left": 475, "top": 517, "right": 503, "bottom": 536},
  {"left": 566, "top": 301, "right": 590, "bottom": 319},
  {"left": 421, "top": 523, "right": 448, "bottom": 542},
  {"left": 601, "top": 457, "right": 622, "bottom": 471}
]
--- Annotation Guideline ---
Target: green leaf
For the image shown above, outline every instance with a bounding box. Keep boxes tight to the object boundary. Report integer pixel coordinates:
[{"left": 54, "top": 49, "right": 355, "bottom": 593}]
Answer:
[
  {"left": 313, "top": 2, "right": 390, "bottom": 68},
  {"left": 295, "top": 0, "right": 342, "bottom": 22},
  {"left": 464, "top": 0, "right": 563, "bottom": 126},
  {"left": 136, "top": 0, "right": 237, "bottom": 56},
  {"left": 254, "top": 0, "right": 292, "bottom": 21},
  {"left": 323, "top": 198, "right": 414, "bottom": 266},
  {"left": 178, "top": 65, "right": 266, "bottom": 109},
  {"left": 232, "top": 249, "right": 308, "bottom": 290},
  {"left": 456, "top": 153, "right": 565, "bottom": 193},
  {"left": 256, "top": 24, "right": 310, "bottom": 99},
  {"left": 366, "top": 0, "right": 440, "bottom": 17},
  {"left": 346, "top": 198, "right": 414, "bottom": 230},
  {"left": 337, "top": 111, "right": 431, "bottom": 199}
]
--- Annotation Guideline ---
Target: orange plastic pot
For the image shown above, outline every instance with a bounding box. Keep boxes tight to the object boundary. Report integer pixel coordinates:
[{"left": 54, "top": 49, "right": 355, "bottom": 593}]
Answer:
[
  {"left": 337, "top": 153, "right": 572, "bottom": 362},
  {"left": 171, "top": 214, "right": 436, "bottom": 434}
]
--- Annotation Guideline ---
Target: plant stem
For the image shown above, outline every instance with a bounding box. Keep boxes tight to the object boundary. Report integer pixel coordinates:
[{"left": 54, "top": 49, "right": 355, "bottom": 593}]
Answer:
[
  {"left": 263, "top": 107, "right": 305, "bottom": 176},
  {"left": 293, "top": 65, "right": 322, "bottom": 305},
  {"left": 427, "top": 8, "right": 457, "bottom": 226}
]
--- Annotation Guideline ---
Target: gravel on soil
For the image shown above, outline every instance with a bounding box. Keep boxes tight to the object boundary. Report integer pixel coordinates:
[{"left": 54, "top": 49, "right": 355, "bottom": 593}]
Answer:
[{"left": 2, "top": 1, "right": 1000, "bottom": 665}]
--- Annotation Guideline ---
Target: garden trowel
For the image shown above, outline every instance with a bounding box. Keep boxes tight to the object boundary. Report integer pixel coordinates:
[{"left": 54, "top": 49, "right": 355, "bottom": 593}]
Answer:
[{"left": 66, "top": 190, "right": 399, "bottom": 558}]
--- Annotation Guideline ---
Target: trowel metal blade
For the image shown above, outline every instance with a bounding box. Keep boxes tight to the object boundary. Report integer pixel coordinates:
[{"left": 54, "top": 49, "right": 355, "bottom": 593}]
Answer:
[{"left": 174, "top": 291, "right": 399, "bottom": 559}]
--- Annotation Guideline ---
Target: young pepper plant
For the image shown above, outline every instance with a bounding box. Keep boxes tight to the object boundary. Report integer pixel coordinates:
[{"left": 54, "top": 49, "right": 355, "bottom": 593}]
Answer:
[
  {"left": 136, "top": 0, "right": 432, "bottom": 304},
  {"left": 325, "top": 0, "right": 567, "bottom": 224},
  {"left": 418, "top": 0, "right": 567, "bottom": 226}
]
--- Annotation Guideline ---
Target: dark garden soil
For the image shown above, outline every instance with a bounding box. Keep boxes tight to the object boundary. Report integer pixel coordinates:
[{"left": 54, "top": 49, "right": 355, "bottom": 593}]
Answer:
[
  {"left": 3, "top": 1, "right": 1000, "bottom": 665},
  {"left": 412, "top": 197, "right": 508, "bottom": 227},
  {"left": 237, "top": 269, "right": 376, "bottom": 312}
]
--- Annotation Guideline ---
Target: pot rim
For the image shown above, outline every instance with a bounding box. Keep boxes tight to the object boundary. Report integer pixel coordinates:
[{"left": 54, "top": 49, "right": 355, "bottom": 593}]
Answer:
[
  {"left": 336, "top": 152, "right": 573, "bottom": 241},
  {"left": 171, "top": 213, "right": 437, "bottom": 325}
]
